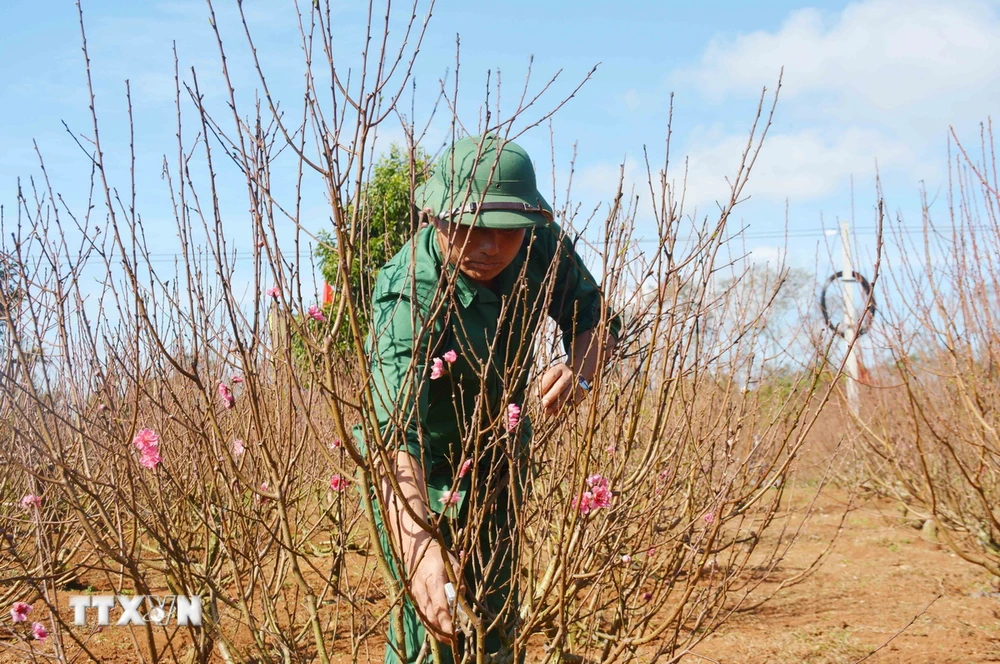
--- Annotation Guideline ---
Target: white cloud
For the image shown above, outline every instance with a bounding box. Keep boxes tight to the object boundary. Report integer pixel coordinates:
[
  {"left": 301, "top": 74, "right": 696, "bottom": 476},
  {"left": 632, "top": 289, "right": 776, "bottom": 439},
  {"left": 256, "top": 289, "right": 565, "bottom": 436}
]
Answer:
[
  {"left": 573, "top": 158, "right": 641, "bottom": 203},
  {"left": 567, "top": 156, "right": 665, "bottom": 229},
  {"left": 668, "top": 0, "right": 999, "bottom": 208},
  {"left": 622, "top": 89, "right": 642, "bottom": 113},
  {"left": 679, "top": 126, "right": 913, "bottom": 207},
  {"left": 749, "top": 245, "right": 787, "bottom": 267},
  {"left": 675, "top": 0, "right": 1000, "bottom": 126}
]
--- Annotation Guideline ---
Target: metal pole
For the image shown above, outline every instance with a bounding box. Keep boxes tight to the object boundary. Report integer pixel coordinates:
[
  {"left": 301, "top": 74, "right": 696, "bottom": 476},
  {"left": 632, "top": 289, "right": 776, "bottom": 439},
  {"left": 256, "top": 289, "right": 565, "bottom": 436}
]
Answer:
[{"left": 840, "top": 220, "right": 860, "bottom": 416}]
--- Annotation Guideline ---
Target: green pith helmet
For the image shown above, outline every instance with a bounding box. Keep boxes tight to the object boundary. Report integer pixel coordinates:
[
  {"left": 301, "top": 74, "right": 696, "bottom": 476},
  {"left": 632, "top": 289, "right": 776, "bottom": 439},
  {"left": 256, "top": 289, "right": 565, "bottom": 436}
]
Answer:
[{"left": 415, "top": 134, "right": 553, "bottom": 229}]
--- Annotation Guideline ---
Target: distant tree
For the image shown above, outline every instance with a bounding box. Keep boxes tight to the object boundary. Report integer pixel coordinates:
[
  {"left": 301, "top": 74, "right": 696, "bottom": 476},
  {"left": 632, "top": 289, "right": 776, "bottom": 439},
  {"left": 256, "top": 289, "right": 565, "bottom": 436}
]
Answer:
[
  {"left": 0, "top": 252, "right": 21, "bottom": 353},
  {"left": 707, "top": 263, "right": 816, "bottom": 388},
  {"left": 315, "top": 143, "right": 431, "bottom": 347}
]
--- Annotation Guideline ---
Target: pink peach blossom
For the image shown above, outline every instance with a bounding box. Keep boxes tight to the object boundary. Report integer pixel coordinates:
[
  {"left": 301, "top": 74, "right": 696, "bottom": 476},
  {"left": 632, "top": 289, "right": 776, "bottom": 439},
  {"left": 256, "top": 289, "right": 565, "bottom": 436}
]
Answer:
[
  {"left": 330, "top": 439, "right": 342, "bottom": 449},
  {"left": 32, "top": 621, "right": 48, "bottom": 641},
  {"left": 442, "top": 350, "right": 458, "bottom": 363},
  {"left": 231, "top": 375, "right": 244, "bottom": 384},
  {"left": 430, "top": 358, "right": 445, "bottom": 380},
  {"left": 132, "top": 428, "right": 162, "bottom": 469},
  {"left": 574, "top": 491, "right": 595, "bottom": 515},
  {"left": 232, "top": 440, "right": 245, "bottom": 457},
  {"left": 590, "top": 484, "right": 612, "bottom": 510},
  {"left": 440, "top": 490, "right": 461, "bottom": 506},
  {"left": 10, "top": 602, "right": 31, "bottom": 623},
  {"left": 306, "top": 304, "right": 327, "bottom": 322},
  {"left": 621, "top": 554, "right": 632, "bottom": 564},
  {"left": 266, "top": 287, "right": 280, "bottom": 299},
  {"left": 133, "top": 428, "right": 159, "bottom": 451},
  {"left": 329, "top": 474, "right": 346, "bottom": 492},
  {"left": 575, "top": 475, "right": 612, "bottom": 515},
  {"left": 139, "top": 449, "right": 162, "bottom": 469},
  {"left": 218, "top": 382, "right": 235, "bottom": 409},
  {"left": 20, "top": 494, "right": 41, "bottom": 510},
  {"left": 458, "top": 458, "right": 473, "bottom": 478},
  {"left": 641, "top": 592, "right": 653, "bottom": 602},
  {"left": 703, "top": 512, "right": 715, "bottom": 525},
  {"left": 506, "top": 403, "right": 521, "bottom": 431}
]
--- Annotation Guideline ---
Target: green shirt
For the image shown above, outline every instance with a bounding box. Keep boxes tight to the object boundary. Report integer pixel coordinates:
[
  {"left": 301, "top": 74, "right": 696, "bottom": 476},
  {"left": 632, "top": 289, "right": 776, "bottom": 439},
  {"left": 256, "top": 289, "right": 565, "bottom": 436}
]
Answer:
[{"left": 362, "top": 222, "right": 621, "bottom": 506}]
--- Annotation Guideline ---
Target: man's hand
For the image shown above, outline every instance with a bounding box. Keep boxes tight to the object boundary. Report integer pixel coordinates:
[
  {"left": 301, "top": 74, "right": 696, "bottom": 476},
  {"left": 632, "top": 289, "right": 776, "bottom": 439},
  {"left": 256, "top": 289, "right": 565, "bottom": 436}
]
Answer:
[
  {"left": 540, "top": 328, "right": 616, "bottom": 416},
  {"left": 408, "top": 539, "right": 461, "bottom": 645},
  {"left": 381, "top": 452, "right": 463, "bottom": 645},
  {"left": 540, "top": 363, "right": 581, "bottom": 416}
]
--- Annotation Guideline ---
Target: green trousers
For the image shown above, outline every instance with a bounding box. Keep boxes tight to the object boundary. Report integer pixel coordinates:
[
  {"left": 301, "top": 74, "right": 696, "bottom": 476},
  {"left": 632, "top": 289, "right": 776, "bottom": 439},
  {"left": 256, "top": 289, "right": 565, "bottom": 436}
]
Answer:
[{"left": 372, "top": 468, "right": 521, "bottom": 664}]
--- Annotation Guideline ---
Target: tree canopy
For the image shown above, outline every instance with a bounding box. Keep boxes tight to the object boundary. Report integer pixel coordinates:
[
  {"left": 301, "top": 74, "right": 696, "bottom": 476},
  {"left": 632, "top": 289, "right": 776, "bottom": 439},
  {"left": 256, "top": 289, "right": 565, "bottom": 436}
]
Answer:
[{"left": 315, "top": 143, "right": 431, "bottom": 347}]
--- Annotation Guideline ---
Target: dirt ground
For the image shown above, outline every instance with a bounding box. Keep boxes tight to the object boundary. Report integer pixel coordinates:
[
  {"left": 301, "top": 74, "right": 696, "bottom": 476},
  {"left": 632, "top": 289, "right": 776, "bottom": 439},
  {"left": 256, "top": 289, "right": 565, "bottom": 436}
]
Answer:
[
  {"left": 686, "top": 485, "right": 1000, "bottom": 664},
  {"left": 3, "top": 487, "right": 999, "bottom": 663}
]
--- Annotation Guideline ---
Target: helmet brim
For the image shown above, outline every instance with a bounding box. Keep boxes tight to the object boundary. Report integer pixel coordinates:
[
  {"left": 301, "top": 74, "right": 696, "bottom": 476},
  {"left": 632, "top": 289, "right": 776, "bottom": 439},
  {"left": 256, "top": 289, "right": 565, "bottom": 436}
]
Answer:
[{"left": 415, "top": 179, "right": 552, "bottom": 229}]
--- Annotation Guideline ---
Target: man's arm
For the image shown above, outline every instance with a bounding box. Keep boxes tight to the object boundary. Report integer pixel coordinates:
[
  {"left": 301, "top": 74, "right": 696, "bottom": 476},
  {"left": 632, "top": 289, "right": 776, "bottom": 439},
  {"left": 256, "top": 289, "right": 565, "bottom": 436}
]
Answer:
[
  {"left": 540, "top": 326, "right": 618, "bottom": 415},
  {"left": 380, "top": 451, "right": 458, "bottom": 644},
  {"left": 537, "top": 220, "right": 622, "bottom": 414},
  {"left": 569, "top": 327, "right": 618, "bottom": 385},
  {"left": 368, "top": 285, "right": 459, "bottom": 643}
]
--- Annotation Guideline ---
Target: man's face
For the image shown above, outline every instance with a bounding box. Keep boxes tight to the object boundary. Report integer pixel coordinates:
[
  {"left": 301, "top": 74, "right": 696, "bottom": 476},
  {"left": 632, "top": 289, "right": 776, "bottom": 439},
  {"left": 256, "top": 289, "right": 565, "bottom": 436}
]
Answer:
[{"left": 433, "top": 218, "right": 526, "bottom": 284}]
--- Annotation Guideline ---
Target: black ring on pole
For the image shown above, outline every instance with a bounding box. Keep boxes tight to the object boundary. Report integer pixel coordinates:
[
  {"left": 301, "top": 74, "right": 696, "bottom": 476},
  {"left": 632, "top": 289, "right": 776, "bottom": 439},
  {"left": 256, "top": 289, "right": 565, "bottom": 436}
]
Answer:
[{"left": 820, "top": 271, "right": 876, "bottom": 338}]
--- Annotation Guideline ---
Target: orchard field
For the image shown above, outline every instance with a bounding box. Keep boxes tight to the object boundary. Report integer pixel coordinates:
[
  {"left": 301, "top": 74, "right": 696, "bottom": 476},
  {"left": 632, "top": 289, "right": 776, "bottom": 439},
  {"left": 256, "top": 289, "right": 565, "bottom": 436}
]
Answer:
[{"left": 2, "top": 1, "right": 999, "bottom": 662}]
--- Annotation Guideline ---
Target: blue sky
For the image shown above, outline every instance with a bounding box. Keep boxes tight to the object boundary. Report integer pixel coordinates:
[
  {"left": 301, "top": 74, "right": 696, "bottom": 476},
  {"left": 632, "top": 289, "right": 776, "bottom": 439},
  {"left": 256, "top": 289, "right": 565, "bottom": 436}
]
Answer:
[{"left": 2, "top": 0, "right": 998, "bottom": 296}]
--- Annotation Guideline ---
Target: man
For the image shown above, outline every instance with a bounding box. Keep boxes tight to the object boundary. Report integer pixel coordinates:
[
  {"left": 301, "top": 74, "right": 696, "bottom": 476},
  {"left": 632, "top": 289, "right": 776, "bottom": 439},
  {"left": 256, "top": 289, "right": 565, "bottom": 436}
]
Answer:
[{"left": 360, "top": 133, "right": 620, "bottom": 663}]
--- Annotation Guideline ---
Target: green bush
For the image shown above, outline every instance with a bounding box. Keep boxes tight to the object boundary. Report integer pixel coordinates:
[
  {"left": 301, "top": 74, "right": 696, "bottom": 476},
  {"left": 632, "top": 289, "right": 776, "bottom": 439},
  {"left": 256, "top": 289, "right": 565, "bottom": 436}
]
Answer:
[{"left": 315, "top": 143, "right": 431, "bottom": 350}]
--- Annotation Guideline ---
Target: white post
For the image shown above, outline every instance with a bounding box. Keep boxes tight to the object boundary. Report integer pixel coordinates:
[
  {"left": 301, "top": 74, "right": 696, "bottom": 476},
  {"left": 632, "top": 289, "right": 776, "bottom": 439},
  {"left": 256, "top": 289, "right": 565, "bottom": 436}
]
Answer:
[{"left": 840, "top": 220, "right": 860, "bottom": 416}]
